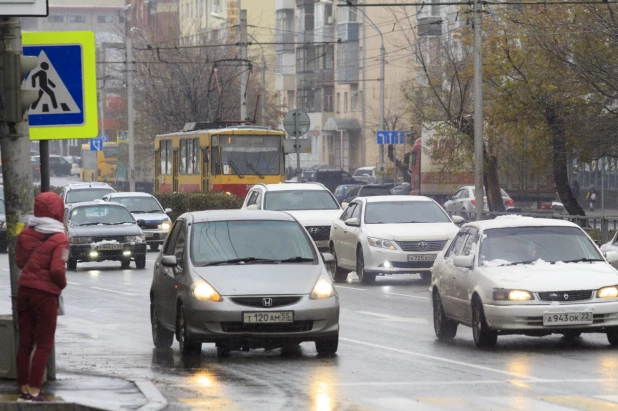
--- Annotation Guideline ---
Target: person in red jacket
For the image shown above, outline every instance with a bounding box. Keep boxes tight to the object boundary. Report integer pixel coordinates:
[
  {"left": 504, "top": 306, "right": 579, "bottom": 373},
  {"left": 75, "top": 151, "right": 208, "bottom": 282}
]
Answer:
[{"left": 15, "top": 192, "right": 69, "bottom": 402}]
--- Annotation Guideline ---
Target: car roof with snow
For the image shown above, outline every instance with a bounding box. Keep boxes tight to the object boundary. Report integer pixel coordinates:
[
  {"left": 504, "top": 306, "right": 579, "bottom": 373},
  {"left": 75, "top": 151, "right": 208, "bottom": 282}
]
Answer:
[
  {"left": 362, "top": 195, "right": 435, "bottom": 203},
  {"left": 103, "top": 192, "right": 155, "bottom": 198},
  {"left": 257, "top": 183, "right": 329, "bottom": 192},
  {"left": 463, "top": 216, "right": 579, "bottom": 231}
]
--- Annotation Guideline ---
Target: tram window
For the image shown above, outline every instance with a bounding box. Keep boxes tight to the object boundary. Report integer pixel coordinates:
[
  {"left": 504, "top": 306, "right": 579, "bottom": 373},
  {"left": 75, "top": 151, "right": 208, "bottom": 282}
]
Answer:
[
  {"left": 160, "top": 140, "right": 172, "bottom": 175},
  {"left": 180, "top": 139, "right": 187, "bottom": 175},
  {"left": 193, "top": 138, "right": 200, "bottom": 174}
]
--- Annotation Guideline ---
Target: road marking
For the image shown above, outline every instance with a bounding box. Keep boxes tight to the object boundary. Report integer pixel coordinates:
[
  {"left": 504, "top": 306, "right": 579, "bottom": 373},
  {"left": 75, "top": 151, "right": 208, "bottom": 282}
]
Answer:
[
  {"left": 540, "top": 396, "right": 618, "bottom": 411},
  {"left": 179, "top": 398, "right": 246, "bottom": 410},
  {"left": 335, "top": 378, "right": 618, "bottom": 387},
  {"left": 134, "top": 379, "right": 168, "bottom": 411},
  {"left": 67, "top": 281, "right": 80, "bottom": 286},
  {"left": 341, "top": 338, "right": 539, "bottom": 380},
  {"left": 336, "top": 285, "right": 367, "bottom": 291},
  {"left": 385, "top": 292, "right": 429, "bottom": 300},
  {"left": 358, "top": 311, "right": 428, "bottom": 324},
  {"left": 90, "top": 286, "right": 136, "bottom": 296}
]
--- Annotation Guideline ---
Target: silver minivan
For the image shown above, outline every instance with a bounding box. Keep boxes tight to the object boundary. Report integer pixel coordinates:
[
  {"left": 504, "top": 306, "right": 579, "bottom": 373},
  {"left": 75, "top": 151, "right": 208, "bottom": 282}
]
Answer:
[{"left": 352, "top": 166, "right": 376, "bottom": 184}]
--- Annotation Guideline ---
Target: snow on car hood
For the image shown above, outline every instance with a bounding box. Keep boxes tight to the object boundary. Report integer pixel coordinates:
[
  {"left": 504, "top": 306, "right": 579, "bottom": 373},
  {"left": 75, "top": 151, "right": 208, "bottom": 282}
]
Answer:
[
  {"left": 194, "top": 264, "right": 324, "bottom": 296},
  {"left": 365, "top": 223, "right": 459, "bottom": 241},
  {"left": 480, "top": 262, "right": 618, "bottom": 291},
  {"left": 132, "top": 212, "right": 169, "bottom": 224},
  {"left": 284, "top": 209, "right": 343, "bottom": 226}
]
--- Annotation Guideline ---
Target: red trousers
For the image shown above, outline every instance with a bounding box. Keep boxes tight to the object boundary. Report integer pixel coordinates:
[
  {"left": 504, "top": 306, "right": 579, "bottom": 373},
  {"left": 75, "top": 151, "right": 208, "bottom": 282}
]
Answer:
[{"left": 16, "top": 286, "right": 58, "bottom": 389}]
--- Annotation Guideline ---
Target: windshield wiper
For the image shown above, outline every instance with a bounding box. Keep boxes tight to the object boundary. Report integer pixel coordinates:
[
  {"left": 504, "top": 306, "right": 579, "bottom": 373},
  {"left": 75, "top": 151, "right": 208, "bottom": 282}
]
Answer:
[
  {"left": 228, "top": 160, "right": 244, "bottom": 178},
  {"left": 247, "top": 163, "right": 264, "bottom": 179},
  {"left": 562, "top": 258, "right": 605, "bottom": 263},
  {"left": 277, "top": 257, "right": 314, "bottom": 263},
  {"left": 110, "top": 222, "right": 134, "bottom": 225},
  {"left": 76, "top": 222, "right": 111, "bottom": 226},
  {"left": 131, "top": 210, "right": 148, "bottom": 214},
  {"left": 203, "top": 257, "right": 268, "bottom": 266},
  {"left": 506, "top": 260, "right": 536, "bottom": 266},
  {"left": 146, "top": 210, "right": 163, "bottom": 213}
]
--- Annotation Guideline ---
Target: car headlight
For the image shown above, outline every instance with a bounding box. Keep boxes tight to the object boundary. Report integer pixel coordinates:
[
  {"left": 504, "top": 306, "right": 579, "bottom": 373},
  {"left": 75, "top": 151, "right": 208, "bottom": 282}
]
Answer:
[
  {"left": 598, "top": 286, "right": 618, "bottom": 298},
  {"left": 192, "top": 281, "right": 222, "bottom": 302},
  {"left": 493, "top": 289, "right": 534, "bottom": 301},
  {"left": 367, "top": 237, "right": 396, "bottom": 250},
  {"left": 70, "top": 236, "right": 93, "bottom": 244},
  {"left": 125, "top": 235, "right": 145, "bottom": 242},
  {"left": 159, "top": 221, "right": 172, "bottom": 231},
  {"left": 310, "top": 277, "right": 334, "bottom": 300}
]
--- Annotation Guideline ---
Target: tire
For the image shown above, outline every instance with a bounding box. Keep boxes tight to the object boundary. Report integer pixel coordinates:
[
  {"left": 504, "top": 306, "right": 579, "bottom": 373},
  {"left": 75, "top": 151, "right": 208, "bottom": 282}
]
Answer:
[
  {"left": 136, "top": 255, "right": 146, "bottom": 269},
  {"left": 607, "top": 330, "right": 618, "bottom": 346},
  {"left": 330, "top": 244, "right": 349, "bottom": 283},
  {"left": 433, "top": 291, "right": 458, "bottom": 340},
  {"left": 121, "top": 259, "right": 131, "bottom": 269},
  {"left": 472, "top": 297, "right": 498, "bottom": 348},
  {"left": 151, "top": 303, "right": 173, "bottom": 348},
  {"left": 67, "top": 257, "right": 77, "bottom": 271},
  {"left": 216, "top": 343, "right": 230, "bottom": 358},
  {"left": 178, "top": 305, "right": 201, "bottom": 355},
  {"left": 357, "top": 247, "right": 376, "bottom": 285},
  {"left": 420, "top": 272, "right": 431, "bottom": 284},
  {"left": 315, "top": 335, "right": 338, "bottom": 355},
  {"left": 150, "top": 243, "right": 160, "bottom": 252}
]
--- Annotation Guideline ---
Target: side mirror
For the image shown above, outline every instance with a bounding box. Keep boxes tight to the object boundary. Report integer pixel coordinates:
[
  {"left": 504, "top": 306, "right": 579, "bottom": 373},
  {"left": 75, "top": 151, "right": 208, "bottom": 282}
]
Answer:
[
  {"left": 451, "top": 215, "right": 465, "bottom": 224},
  {"left": 164, "top": 208, "right": 172, "bottom": 214},
  {"left": 453, "top": 255, "right": 474, "bottom": 269},
  {"left": 161, "top": 255, "right": 176, "bottom": 267},
  {"left": 321, "top": 253, "right": 334, "bottom": 264},
  {"left": 345, "top": 217, "right": 360, "bottom": 227},
  {"left": 247, "top": 204, "right": 259, "bottom": 210},
  {"left": 341, "top": 202, "right": 349, "bottom": 210},
  {"left": 137, "top": 219, "right": 146, "bottom": 228},
  {"left": 606, "top": 251, "right": 618, "bottom": 264}
]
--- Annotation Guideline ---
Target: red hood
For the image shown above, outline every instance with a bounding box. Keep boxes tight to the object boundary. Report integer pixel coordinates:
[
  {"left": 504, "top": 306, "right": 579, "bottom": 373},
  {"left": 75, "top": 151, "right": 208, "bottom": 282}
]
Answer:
[{"left": 34, "top": 192, "right": 65, "bottom": 222}]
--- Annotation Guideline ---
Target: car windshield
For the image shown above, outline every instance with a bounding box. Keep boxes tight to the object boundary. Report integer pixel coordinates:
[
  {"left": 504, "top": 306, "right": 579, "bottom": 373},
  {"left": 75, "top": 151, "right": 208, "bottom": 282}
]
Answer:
[
  {"left": 479, "top": 226, "right": 603, "bottom": 266},
  {"left": 365, "top": 201, "right": 452, "bottom": 224},
  {"left": 68, "top": 205, "right": 134, "bottom": 226},
  {"left": 110, "top": 196, "right": 163, "bottom": 213},
  {"left": 264, "top": 191, "right": 340, "bottom": 211},
  {"left": 354, "top": 169, "right": 373, "bottom": 176},
  {"left": 359, "top": 186, "right": 391, "bottom": 196},
  {"left": 342, "top": 186, "right": 356, "bottom": 195},
  {"left": 218, "top": 135, "right": 281, "bottom": 176},
  {"left": 66, "top": 188, "right": 115, "bottom": 204},
  {"left": 191, "top": 220, "right": 316, "bottom": 266}
]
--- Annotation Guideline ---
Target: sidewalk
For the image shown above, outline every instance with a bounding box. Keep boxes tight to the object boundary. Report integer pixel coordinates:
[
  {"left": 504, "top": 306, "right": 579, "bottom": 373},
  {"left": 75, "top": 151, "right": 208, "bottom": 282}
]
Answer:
[{"left": 0, "top": 373, "right": 167, "bottom": 411}]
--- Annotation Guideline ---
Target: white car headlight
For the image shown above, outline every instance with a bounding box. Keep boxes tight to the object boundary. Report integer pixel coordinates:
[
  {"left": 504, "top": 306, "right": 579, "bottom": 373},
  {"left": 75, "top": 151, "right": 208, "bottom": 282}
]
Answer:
[
  {"left": 598, "top": 286, "right": 618, "bottom": 298},
  {"left": 493, "top": 288, "right": 534, "bottom": 301},
  {"left": 192, "top": 280, "right": 222, "bottom": 302},
  {"left": 310, "top": 277, "right": 334, "bottom": 300},
  {"left": 367, "top": 237, "right": 396, "bottom": 250},
  {"left": 159, "top": 221, "right": 172, "bottom": 231}
]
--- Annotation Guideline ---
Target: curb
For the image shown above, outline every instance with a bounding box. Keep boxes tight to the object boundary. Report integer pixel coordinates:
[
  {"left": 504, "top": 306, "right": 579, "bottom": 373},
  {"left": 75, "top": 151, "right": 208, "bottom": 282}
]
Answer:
[{"left": 133, "top": 380, "right": 167, "bottom": 411}]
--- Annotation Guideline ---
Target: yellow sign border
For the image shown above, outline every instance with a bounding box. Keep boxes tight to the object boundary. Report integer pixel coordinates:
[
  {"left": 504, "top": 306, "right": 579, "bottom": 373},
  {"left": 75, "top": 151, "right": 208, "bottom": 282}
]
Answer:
[{"left": 23, "top": 31, "right": 98, "bottom": 140}]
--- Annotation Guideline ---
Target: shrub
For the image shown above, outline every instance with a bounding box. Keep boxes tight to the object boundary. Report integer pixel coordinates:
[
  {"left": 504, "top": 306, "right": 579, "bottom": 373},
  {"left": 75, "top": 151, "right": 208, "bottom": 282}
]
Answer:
[{"left": 154, "top": 192, "right": 244, "bottom": 221}]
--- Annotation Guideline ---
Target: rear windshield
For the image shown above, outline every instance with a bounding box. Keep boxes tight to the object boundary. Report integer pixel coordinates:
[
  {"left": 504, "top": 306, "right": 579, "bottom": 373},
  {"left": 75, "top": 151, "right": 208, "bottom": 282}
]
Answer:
[
  {"left": 354, "top": 169, "right": 374, "bottom": 176},
  {"left": 66, "top": 188, "right": 115, "bottom": 204},
  {"left": 359, "top": 186, "right": 391, "bottom": 196}
]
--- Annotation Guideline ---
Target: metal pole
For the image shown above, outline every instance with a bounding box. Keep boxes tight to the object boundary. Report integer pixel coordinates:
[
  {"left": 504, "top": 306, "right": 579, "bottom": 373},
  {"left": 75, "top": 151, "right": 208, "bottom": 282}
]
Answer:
[
  {"left": 602, "top": 157, "right": 605, "bottom": 217},
  {"left": 340, "top": 130, "right": 344, "bottom": 169},
  {"left": 99, "top": 47, "right": 106, "bottom": 141},
  {"left": 473, "top": 0, "right": 484, "bottom": 220},
  {"left": 0, "top": 16, "right": 35, "bottom": 379},
  {"left": 379, "top": 41, "right": 385, "bottom": 167},
  {"left": 40, "top": 140, "right": 50, "bottom": 192},
  {"left": 261, "top": 55, "right": 266, "bottom": 125},
  {"left": 127, "top": 28, "right": 135, "bottom": 191},
  {"left": 360, "top": 0, "right": 366, "bottom": 166},
  {"left": 295, "top": 112, "right": 301, "bottom": 178},
  {"left": 239, "top": 9, "right": 248, "bottom": 122}
]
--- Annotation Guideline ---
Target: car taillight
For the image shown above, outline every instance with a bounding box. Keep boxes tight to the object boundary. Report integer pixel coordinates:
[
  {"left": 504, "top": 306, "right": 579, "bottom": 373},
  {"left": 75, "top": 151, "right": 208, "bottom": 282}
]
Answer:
[{"left": 505, "top": 199, "right": 514, "bottom": 206}]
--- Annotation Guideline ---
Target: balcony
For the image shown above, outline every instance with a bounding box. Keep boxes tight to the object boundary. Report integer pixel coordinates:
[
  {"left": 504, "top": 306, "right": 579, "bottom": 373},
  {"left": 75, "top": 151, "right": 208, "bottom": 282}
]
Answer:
[
  {"left": 337, "top": 23, "right": 359, "bottom": 42},
  {"left": 314, "top": 23, "right": 334, "bottom": 43},
  {"left": 275, "top": 32, "right": 295, "bottom": 52},
  {"left": 336, "top": 41, "right": 359, "bottom": 84}
]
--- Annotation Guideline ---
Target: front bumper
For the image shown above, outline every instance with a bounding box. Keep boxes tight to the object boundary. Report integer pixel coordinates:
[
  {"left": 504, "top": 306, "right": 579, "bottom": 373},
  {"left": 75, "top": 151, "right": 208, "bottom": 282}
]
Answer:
[
  {"left": 184, "top": 294, "right": 340, "bottom": 345},
  {"left": 364, "top": 247, "right": 436, "bottom": 274},
  {"left": 70, "top": 242, "right": 147, "bottom": 262},
  {"left": 483, "top": 301, "right": 618, "bottom": 332},
  {"left": 142, "top": 229, "right": 169, "bottom": 246}
]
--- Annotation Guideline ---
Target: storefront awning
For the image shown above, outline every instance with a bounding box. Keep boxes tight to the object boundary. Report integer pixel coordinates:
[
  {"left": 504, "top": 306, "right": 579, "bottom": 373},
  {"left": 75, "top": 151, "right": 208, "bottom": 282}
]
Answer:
[{"left": 322, "top": 117, "right": 361, "bottom": 131}]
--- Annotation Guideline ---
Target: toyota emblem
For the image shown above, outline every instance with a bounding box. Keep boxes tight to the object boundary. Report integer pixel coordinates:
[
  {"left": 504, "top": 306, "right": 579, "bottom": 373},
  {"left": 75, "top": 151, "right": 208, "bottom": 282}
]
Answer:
[
  {"left": 262, "top": 297, "right": 273, "bottom": 307},
  {"left": 417, "top": 241, "right": 429, "bottom": 250},
  {"left": 563, "top": 293, "right": 569, "bottom": 300},
  {"left": 308, "top": 228, "right": 320, "bottom": 234}
]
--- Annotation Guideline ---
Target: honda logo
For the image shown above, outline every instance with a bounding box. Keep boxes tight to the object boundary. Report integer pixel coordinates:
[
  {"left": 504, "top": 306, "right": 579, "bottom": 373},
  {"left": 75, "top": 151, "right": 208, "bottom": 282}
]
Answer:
[
  {"left": 262, "top": 297, "right": 273, "bottom": 307},
  {"left": 308, "top": 228, "right": 320, "bottom": 234}
]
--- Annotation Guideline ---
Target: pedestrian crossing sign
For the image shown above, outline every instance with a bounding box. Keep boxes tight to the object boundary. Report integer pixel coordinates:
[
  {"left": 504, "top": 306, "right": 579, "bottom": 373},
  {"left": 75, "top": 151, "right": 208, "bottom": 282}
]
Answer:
[{"left": 23, "top": 31, "right": 98, "bottom": 140}]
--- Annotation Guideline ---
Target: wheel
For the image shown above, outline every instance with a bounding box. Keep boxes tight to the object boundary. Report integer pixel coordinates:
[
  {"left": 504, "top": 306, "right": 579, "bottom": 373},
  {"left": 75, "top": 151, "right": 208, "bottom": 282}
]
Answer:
[
  {"left": 357, "top": 247, "right": 376, "bottom": 285},
  {"left": 136, "top": 256, "right": 146, "bottom": 269},
  {"left": 330, "top": 244, "right": 349, "bottom": 283},
  {"left": 178, "top": 305, "right": 201, "bottom": 355},
  {"left": 150, "top": 243, "right": 160, "bottom": 252},
  {"left": 420, "top": 272, "right": 431, "bottom": 284},
  {"left": 315, "top": 335, "right": 338, "bottom": 355},
  {"left": 151, "top": 303, "right": 173, "bottom": 348},
  {"left": 472, "top": 297, "right": 498, "bottom": 348},
  {"left": 433, "top": 291, "right": 458, "bottom": 340},
  {"left": 607, "top": 330, "right": 618, "bottom": 346},
  {"left": 563, "top": 331, "right": 582, "bottom": 340},
  {"left": 67, "top": 257, "right": 77, "bottom": 271},
  {"left": 121, "top": 259, "right": 131, "bottom": 269}
]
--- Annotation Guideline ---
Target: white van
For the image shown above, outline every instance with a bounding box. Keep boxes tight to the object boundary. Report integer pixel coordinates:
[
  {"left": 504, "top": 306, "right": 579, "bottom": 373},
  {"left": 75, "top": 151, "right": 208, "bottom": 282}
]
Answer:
[{"left": 352, "top": 166, "right": 377, "bottom": 184}]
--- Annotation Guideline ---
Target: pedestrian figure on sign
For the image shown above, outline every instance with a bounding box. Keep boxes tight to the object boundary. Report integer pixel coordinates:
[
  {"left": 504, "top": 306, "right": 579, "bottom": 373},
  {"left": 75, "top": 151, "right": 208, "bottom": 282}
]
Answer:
[
  {"left": 15, "top": 192, "right": 69, "bottom": 403},
  {"left": 586, "top": 185, "right": 598, "bottom": 212},
  {"left": 31, "top": 62, "right": 58, "bottom": 110}
]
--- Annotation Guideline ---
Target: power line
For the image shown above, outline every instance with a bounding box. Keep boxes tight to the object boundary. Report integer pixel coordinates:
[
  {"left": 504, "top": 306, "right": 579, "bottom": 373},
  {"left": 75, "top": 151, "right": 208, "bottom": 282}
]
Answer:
[{"left": 344, "top": 0, "right": 618, "bottom": 5}]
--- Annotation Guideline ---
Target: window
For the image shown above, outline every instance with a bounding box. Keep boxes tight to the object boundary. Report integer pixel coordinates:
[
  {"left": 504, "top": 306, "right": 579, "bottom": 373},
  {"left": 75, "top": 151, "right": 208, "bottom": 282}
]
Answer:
[
  {"left": 160, "top": 140, "right": 172, "bottom": 175},
  {"left": 365, "top": 201, "right": 451, "bottom": 224},
  {"left": 247, "top": 191, "right": 259, "bottom": 206},
  {"left": 350, "top": 202, "right": 361, "bottom": 219},
  {"left": 179, "top": 138, "right": 200, "bottom": 175},
  {"left": 323, "top": 87, "right": 334, "bottom": 112},
  {"left": 264, "top": 190, "right": 340, "bottom": 211},
  {"left": 68, "top": 205, "right": 134, "bottom": 226},
  {"left": 351, "top": 86, "right": 358, "bottom": 111},
  {"left": 446, "top": 232, "right": 469, "bottom": 258},
  {"left": 314, "top": 3, "right": 332, "bottom": 28},
  {"left": 48, "top": 15, "right": 64, "bottom": 23},
  {"left": 111, "top": 196, "right": 164, "bottom": 214},
  {"left": 69, "top": 15, "right": 86, "bottom": 23},
  {"left": 164, "top": 220, "right": 184, "bottom": 255},
  {"left": 97, "top": 15, "right": 114, "bottom": 23},
  {"left": 336, "top": 93, "right": 341, "bottom": 113},
  {"left": 276, "top": 9, "right": 294, "bottom": 33},
  {"left": 341, "top": 203, "right": 357, "bottom": 220},
  {"left": 338, "top": 4, "right": 357, "bottom": 23},
  {"left": 217, "top": 135, "right": 281, "bottom": 176},
  {"left": 344, "top": 92, "right": 348, "bottom": 112}
]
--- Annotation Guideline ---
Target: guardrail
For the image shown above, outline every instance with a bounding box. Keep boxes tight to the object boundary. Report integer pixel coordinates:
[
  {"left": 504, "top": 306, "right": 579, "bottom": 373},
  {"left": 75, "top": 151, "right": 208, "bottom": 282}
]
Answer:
[{"left": 448, "top": 210, "right": 618, "bottom": 245}]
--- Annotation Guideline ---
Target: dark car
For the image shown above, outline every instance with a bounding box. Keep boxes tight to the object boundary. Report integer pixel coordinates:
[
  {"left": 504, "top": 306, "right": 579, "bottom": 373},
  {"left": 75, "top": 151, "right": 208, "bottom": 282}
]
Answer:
[
  {"left": 342, "top": 184, "right": 392, "bottom": 206},
  {"left": 64, "top": 201, "right": 147, "bottom": 270},
  {"left": 390, "top": 183, "right": 411, "bottom": 195},
  {"left": 34, "top": 155, "right": 72, "bottom": 177},
  {"left": 300, "top": 169, "right": 361, "bottom": 193},
  {"left": 333, "top": 184, "right": 358, "bottom": 204}
]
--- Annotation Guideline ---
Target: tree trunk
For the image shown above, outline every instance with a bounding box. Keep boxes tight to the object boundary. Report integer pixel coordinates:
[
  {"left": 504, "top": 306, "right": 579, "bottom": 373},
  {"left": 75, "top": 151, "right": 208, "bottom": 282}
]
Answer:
[
  {"left": 546, "top": 109, "right": 585, "bottom": 216},
  {"left": 484, "top": 149, "right": 505, "bottom": 212}
]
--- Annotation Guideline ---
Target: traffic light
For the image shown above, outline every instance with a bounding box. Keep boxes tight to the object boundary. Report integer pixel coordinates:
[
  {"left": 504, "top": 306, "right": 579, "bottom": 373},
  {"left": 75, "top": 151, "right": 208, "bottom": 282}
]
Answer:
[{"left": 3, "top": 51, "right": 38, "bottom": 123}]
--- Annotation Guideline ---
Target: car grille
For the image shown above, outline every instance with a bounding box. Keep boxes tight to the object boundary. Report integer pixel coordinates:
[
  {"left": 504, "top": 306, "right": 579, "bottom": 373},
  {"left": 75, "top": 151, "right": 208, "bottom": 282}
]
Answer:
[
  {"left": 220, "top": 321, "right": 313, "bottom": 333},
  {"left": 92, "top": 236, "right": 126, "bottom": 243},
  {"left": 396, "top": 240, "right": 448, "bottom": 252},
  {"left": 537, "top": 290, "right": 594, "bottom": 302},
  {"left": 230, "top": 296, "right": 302, "bottom": 308},
  {"left": 305, "top": 226, "right": 330, "bottom": 242},
  {"left": 142, "top": 223, "right": 159, "bottom": 230},
  {"left": 388, "top": 261, "right": 434, "bottom": 269}
]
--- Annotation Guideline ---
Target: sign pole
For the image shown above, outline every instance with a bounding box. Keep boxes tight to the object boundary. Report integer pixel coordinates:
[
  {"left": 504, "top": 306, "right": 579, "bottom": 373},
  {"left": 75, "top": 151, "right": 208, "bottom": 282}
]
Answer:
[
  {"left": 40, "top": 140, "right": 50, "bottom": 192},
  {"left": 295, "top": 111, "right": 301, "bottom": 178}
]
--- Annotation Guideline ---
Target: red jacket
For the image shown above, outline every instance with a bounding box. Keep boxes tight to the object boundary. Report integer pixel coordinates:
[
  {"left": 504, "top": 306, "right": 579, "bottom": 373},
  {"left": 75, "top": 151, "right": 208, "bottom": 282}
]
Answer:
[{"left": 16, "top": 192, "right": 69, "bottom": 296}]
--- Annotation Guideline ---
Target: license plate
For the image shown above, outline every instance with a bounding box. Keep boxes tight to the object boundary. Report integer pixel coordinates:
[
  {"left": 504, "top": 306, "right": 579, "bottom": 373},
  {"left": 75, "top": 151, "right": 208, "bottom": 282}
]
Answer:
[
  {"left": 144, "top": 232, "right": 154, "bottom": 238},
  {"left": 243, "top": 311, "right": 294, "bottom": 324},
  {"left": 97, "top": 244, "right": 122, "bottom": 251},
  {"left": 543, "top": 312, "right": 593, "bottom": 326},
  {"left": 408, "top": 254, "right": 436, "bottom": 262},
  {"left": 314, "top": 240, "right": 329, "bottom": 248}
]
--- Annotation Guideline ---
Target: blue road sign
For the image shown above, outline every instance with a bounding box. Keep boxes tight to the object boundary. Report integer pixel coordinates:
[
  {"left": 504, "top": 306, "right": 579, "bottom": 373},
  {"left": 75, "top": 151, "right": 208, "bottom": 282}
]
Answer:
[
  {"left": 376, "top": 130, "right": 407, "bottom": 145},
  {"left": 100, "top": 134, "right": 108, "bottom": 142},
  {"left": 90, "top": 137, "right": 103, "bottom": 151}
]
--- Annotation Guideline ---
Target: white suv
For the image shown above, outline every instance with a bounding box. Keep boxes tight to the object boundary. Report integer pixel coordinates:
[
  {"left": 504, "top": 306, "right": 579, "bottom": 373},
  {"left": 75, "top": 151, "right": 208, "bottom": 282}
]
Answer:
[
  {"left": 241, "top": 183, "right": 343, "bottom": 251},
  {"left": 60, "top": 182, "right": 116, "bottom": 205}
]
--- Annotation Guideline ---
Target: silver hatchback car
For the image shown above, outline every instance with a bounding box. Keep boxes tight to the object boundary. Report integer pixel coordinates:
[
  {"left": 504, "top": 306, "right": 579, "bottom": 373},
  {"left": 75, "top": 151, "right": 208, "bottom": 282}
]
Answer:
[{"left": 149, "top": 210, "right": 340, "bottom": 357}]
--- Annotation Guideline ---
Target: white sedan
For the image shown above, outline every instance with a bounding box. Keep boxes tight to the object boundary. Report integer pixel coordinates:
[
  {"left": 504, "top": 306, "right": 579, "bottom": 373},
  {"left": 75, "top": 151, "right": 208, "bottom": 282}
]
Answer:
[
  {"left": 329, "top": 196, "right": 463, "bottom": 284},
  {"left": 431, "top": 216, "right": 618, "bottom": 348}
]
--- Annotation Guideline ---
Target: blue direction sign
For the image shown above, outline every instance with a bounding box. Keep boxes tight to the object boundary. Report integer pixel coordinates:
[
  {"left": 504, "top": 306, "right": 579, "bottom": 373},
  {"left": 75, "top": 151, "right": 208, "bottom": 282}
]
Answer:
[
  {"left": 90, "top": 137, "right": 105, "bottom": 151},
  {"left": 376, "top": 130, "right": 407, "bottom": 145}
]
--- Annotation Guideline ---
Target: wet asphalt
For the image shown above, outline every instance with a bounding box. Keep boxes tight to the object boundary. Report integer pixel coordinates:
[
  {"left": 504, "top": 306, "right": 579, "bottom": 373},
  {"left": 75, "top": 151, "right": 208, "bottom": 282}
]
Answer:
[{"left": 2, "top": 253, "right": 618, "bottom": 411}]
